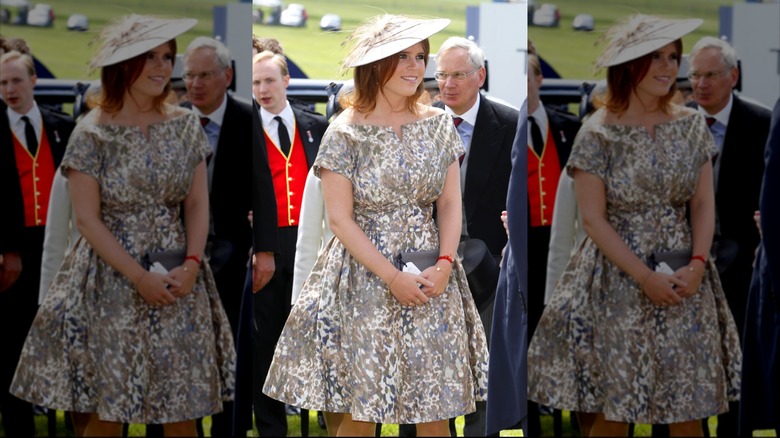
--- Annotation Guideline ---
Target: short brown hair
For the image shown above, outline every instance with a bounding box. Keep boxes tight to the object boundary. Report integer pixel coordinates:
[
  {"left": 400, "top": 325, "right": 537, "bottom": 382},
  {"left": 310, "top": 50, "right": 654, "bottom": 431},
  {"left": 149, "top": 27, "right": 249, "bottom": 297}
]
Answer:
[
  {"left": 253, "top": 36, "right": 285, "bottom": 56},
  {"left": 603, "top": 39, "right": 682, "bottom": 115},
  {"left": 342, "top": 38, "right": 430, "bottom": 116},
  {"left": 91, "top": 39, "right": 177, "bottom": 114}
]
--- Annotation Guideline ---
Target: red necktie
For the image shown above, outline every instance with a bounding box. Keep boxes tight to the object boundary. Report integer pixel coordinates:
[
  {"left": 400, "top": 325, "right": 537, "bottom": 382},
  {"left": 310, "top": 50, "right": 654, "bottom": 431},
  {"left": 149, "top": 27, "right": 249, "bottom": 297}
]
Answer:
[
  {"left": 706, "top": 117, "right": 716, "bottom": 128},
  {"left": 200, "top": 117, "right": 210, "bottom": 127},
  {"left": 453, "top": 117, "right": 465, "bottom": 165}
]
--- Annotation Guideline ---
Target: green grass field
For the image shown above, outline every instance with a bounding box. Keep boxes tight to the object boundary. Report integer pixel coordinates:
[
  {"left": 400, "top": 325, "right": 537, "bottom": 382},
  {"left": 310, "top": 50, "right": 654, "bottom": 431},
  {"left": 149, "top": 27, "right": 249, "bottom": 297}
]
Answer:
[
  {"left": 1, "top": 0, "right": 224, "bottom": 79},
  {"left": 253, "top": 0, "right": 732, "bottom": 82},
  {"left": 528, "top": 0, "right": 732, "bottom": 80}
]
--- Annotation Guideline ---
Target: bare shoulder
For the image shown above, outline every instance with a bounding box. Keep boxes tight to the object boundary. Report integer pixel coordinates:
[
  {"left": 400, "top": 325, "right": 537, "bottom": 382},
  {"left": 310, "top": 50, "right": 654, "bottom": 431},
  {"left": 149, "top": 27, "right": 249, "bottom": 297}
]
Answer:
[
  {"left": 671, "top": 104, "right": 697, "bottom": 119},
  {"left": 165, "top": 104, "right": 191, "bottom": 120},
  {"left": 419, "top": 104, "right": 445, "bottom": 119}
]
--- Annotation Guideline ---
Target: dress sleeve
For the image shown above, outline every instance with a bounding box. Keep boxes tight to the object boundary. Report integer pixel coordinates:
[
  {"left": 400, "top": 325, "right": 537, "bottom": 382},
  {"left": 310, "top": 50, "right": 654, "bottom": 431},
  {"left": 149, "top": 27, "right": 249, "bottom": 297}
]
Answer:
[
  {"left": 441, "top": 116, "right": 465, "bottom": 164},
  {"left": 314, "top": 125, "right": 355, "bottom": 181},
  {"left": 185, "top": 112, "right": 212, "bottom": 167},
  {"left": 60, "top": 123, "right": 101, "bottom": 181},
  {"left": 566, "top": 124, "right": 609, "bottom": 180},
  {"left": 690, "top": 113, "right": 719, "bottom": 168}
]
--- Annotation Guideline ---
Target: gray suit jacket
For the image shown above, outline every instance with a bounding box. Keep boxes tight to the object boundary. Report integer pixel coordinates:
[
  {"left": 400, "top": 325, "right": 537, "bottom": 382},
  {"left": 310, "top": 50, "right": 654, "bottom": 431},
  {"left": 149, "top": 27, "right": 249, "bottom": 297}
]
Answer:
[{"left": 486, "top": 100, "right": 528, "bottom": 435}]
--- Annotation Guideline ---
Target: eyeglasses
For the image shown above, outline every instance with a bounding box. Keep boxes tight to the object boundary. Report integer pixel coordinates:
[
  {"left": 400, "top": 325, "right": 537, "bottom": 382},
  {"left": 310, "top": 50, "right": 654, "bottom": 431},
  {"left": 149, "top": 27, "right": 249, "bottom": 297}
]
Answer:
[
  {"left": 434, "top": 67, "right": 480, "bottom": 82},
  {"left": 687, "top": 69, "right": 730, "bottom": 82},
  {"left": 182, "top": 70, "right": 224, "bottom": 82}
]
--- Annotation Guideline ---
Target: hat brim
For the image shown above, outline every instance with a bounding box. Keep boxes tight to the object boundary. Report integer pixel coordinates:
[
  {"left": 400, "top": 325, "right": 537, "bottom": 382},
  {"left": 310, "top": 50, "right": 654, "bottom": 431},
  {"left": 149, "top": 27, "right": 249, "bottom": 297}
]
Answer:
[
  {"left": 599, "top": 18, "right": 702, "bottom": 68},
  {"left": 92, "top": 18, "right": 197, "bottom": 68},
  {"left": 348, "top": 18, "right": 450, "bottom": 68}
]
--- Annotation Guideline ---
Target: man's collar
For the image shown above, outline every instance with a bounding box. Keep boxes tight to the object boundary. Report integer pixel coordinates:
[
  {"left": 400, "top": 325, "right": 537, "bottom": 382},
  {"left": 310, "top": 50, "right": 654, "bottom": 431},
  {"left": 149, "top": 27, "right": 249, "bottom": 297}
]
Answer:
[
  {"left": 445, "top": 93, "right": 481, "bottom": 126},
  {"left": 192, "top": 93, "right": 228, "bottom": 127},
  {"left": 6, "top": 101, "right": 41, "bottom": 128},
  {"left": 699, "top": 93, "right": 733, "bottom": 127},
  {"left": 259, "top": 100, "right": 293, "bottom": 127}
]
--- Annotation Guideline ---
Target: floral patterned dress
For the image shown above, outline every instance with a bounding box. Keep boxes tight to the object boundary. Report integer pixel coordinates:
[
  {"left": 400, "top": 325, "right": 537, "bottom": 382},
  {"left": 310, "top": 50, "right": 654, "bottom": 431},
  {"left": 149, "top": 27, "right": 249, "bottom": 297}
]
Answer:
[
  {"left": 528, "top": 110, "right": 742, "bottom": 424},
  {"left": 263, "top": 112, "right": 489, "bottom": 424},
  {"left": 10, "top": 110, "right": 236, "bottom": 424}
]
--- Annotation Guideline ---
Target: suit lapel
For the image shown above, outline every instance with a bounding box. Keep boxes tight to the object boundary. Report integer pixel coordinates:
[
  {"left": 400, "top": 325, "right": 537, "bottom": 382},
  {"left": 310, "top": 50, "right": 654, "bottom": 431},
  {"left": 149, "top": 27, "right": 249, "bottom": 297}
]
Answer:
[
  {"left": 464, "top": 100, "right": 507, "bottom": 221},
  {"left": 40, "top": 108, "right": 66, "bottom": 167},
  {"left": 292, "top": 107, "right": 318, "bottom": 167}
]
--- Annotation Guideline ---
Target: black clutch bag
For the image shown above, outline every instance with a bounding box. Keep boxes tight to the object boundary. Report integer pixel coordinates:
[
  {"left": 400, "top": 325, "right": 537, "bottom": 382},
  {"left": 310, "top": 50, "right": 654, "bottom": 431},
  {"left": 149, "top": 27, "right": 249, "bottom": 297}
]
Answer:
[
  {"left": 143, "top": 248, "right": 186, "bottom": 272},
  {"left": 396, "top": 239, "right": 499, "bottom": 312},
  {"left": 650, "top": 249, "right": 692, "bottom": 271}
]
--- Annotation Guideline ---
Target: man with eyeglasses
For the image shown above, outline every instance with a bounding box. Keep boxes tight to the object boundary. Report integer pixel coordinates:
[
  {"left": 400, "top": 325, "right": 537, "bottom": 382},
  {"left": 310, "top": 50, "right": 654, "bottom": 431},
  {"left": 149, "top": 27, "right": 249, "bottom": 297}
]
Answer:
[
  {"left": 687, "top": 36, "right": 771, "bottom": 438},
  {"left": 429, "top": 36, "right": 518, "bottom": 437},
  {"left": 181, "top": 36, "right": 253, "bottom": 437}
]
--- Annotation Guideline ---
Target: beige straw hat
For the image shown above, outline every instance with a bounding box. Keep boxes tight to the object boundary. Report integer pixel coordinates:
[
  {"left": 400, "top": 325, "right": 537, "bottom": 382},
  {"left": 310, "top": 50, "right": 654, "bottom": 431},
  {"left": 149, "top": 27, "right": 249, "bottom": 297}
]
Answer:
[
  {"left": 91, "top": 14, "right": 197, "bottom": 69},
  {"left": 341, "top": 14, "right": 450, "bottom": 70},
  {"left": 596, "top": 14, "right": 702, "bottom": 68}
]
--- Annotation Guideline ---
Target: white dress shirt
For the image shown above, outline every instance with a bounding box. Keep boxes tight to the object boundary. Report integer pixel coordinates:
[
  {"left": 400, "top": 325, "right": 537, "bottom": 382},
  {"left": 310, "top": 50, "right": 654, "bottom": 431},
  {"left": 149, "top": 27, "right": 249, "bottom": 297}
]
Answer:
[
  {"left": 260, "top": 101, "right": 295, "bottom": 153},
  {"left": 7, "top": 101, "right": 43, "bottom": 153}
]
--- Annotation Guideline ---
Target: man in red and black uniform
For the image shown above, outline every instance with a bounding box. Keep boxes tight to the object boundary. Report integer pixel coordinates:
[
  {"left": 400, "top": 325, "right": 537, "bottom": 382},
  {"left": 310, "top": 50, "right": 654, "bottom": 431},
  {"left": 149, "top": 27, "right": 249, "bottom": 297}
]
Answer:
[
  {"left": 0, "top": 50, "right": 75, "bottom": 436},
  {"left": 526, "top": 52, "right": 580, "bottom": 437},
  {"left": 251, "top": 50, "right": 328, "bottom": 436}
]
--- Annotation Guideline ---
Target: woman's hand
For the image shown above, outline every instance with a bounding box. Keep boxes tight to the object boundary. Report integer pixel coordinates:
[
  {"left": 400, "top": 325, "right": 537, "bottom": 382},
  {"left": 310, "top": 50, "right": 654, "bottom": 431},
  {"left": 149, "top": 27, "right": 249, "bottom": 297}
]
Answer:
[
  {"left": 420, "top": 261, "right": 451, "bottom": 299},
  {"left": 135, "top": 271, "right": 179, "bottom": 306},
  {"left": 673, "top": 262, "right": 705, "bottom": 299},
  {"left": 168, "top": 260, "right": 199, "bottom": 298},
  {"left": 641, "top": 271, "right": 686, "bottom": 307},
  {"left": 388, "top": 271, "right": 433, "bottom": 307}
]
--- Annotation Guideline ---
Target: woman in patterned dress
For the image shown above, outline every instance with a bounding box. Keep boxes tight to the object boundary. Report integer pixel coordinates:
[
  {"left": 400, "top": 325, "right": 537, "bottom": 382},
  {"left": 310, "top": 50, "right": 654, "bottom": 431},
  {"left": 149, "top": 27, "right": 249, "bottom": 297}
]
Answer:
[
  {"left": 262, "top": 14, "right": 489, "bottom": 436},
  {"left": 527, "top": 15, "right": 742, "bottom": 437},
  {"left": 9, "top": 15, "right": 235, "bottom": 436}
]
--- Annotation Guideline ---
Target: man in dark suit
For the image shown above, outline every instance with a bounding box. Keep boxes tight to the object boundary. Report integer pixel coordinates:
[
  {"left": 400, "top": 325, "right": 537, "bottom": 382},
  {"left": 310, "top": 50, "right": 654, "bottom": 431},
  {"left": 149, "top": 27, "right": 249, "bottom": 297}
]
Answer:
[
  {"left": 434, "top": 36, "right": 518, "bottom": 437},
  {"left": 181, "top": 37, "right": 253, "bottom": 437},
  {"left": 526, "top": 51, "right": 581, "bottom": 437},
  {"left": 0, "top": 49, "right": 75, "bottom": 437},
  {"left": 687, "top": 36, "right": 771, "bottom": 438},
  {"left": 739, "top": 95, "right": 780, "bottom": 437},
  {"left": 252, "top": 49, "right": 328, "bottom": 437},
  {"left": 486, "top": 101, "right": 529, "bottom": 437}
]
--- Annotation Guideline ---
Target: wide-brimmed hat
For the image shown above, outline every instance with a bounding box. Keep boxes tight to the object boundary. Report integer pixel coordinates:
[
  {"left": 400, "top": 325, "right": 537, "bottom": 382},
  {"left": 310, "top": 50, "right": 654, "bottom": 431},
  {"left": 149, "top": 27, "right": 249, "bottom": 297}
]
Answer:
[
  {"left": 595, "top": 14, "right": 702, "bottom": 68},
  {"left": 90, "top": 14, "right": 196, "bottom": 69},
  {"left": 340, "top": 14, "right": 450, "bottom": 71}
]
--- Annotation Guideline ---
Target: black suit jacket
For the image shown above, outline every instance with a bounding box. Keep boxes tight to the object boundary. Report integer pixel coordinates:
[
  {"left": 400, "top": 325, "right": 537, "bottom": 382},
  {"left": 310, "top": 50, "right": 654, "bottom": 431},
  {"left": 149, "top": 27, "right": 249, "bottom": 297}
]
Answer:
[
  {"left": 252, "top": 99, "right": 280, "bottom": 253},
  {"left": 461, "top": 96, "right": 519, "bottom": 257},
  {"left": 208, "top": 95, "right": 253, "bottom": 265},
  {"left": 291, "top": 106, "right": 327, "bottom": 169},
  {"left": 0, "top": 105, "right": 75, "bottom": 253},
  {"left": 689, "top": 94, "right": 771, "bottom": 328},
  {"left": 252, "top": 103, "right": 327, "bottom": 242},
  {"left": 542, "top": 103, "right": 579, "bottom": 172}
]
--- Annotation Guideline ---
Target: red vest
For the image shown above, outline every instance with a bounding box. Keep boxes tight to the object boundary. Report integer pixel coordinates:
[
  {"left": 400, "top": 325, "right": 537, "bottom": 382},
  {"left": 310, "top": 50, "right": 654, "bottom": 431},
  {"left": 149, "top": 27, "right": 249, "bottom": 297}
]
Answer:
[
  {"left": 13, "top": 128, "right": 56, "bottom": 227},
  {"left": 264, "top": 122, "right": 308, "bottom": 227},
  {"left": 527, "top": 126, "right": 562, "bottom": 227}
]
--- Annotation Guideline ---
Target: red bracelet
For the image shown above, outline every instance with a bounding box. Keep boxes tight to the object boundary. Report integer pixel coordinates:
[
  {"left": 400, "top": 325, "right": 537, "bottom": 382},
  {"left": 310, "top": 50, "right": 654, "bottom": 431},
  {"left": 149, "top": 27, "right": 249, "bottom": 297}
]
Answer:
[
  {"left": 437, "top": 254, "right": 454, "bottom": 264},
  {"left": 184, "top": 255, "right": 201, "bottom": 265},
  {"left": 690, "top": 254, "right": 707, "bottom": 265}
]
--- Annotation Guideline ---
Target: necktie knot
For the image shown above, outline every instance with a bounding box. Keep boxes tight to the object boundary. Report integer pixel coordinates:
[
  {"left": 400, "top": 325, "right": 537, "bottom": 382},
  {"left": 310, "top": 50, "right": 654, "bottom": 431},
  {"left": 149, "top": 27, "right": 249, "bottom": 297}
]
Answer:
[
  {"left": 275, "top": 115, "right": 291, "bottom": 156},
  {"left": 21, "top": 115, "right": 38, "bottom": 157},
  {"left": 200, "top": 117, "right": 210, "bottom": 127},
  {"left": 452, "top": 116, "right": 463, "bottom": 128},
  {"left": 705, "top": 116, "right": 716, "bottom": 128}
]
